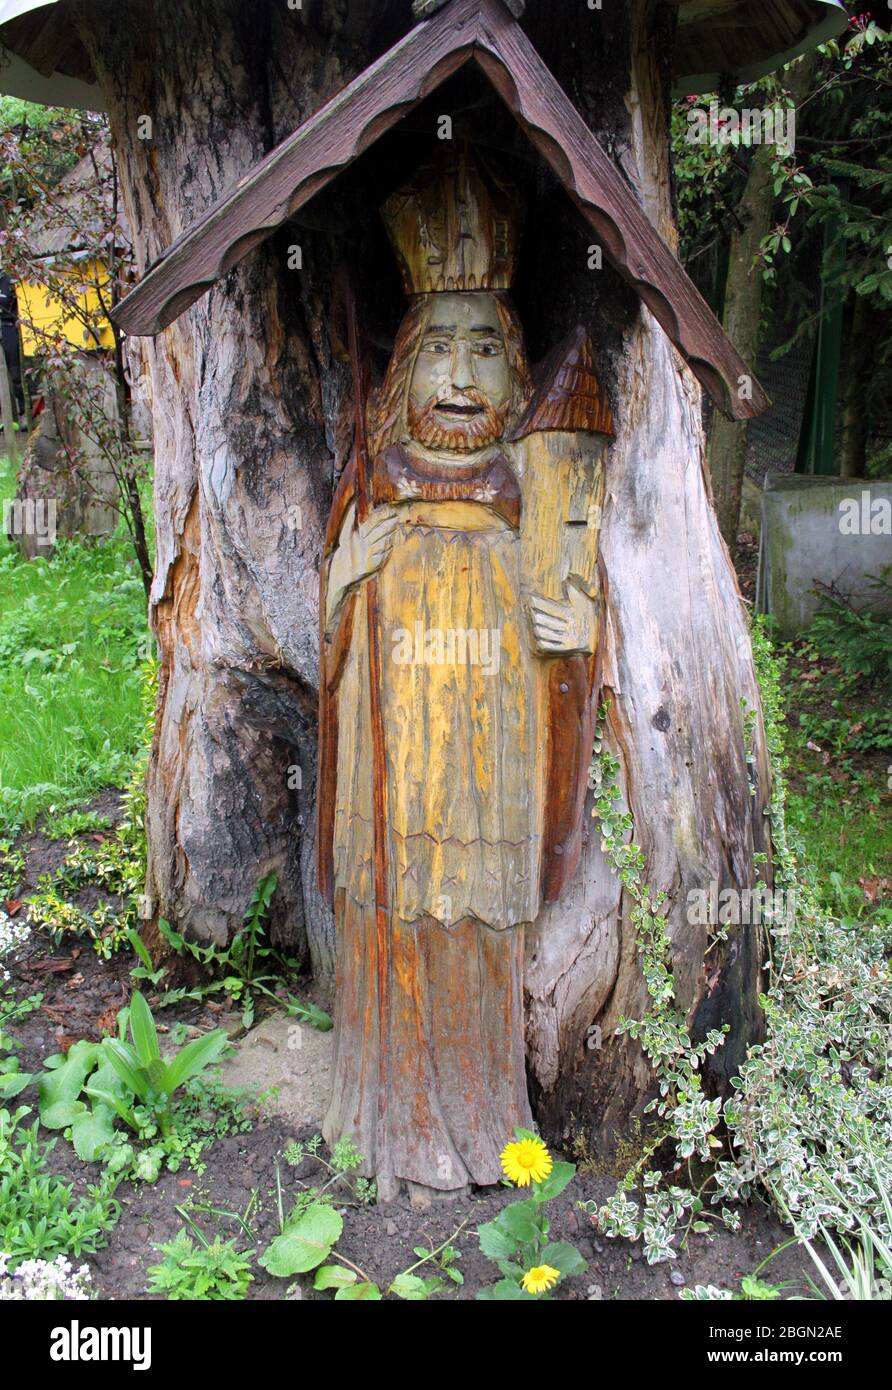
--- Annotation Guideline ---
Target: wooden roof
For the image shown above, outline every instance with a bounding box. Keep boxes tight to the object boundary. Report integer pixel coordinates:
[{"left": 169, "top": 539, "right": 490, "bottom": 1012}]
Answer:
[
  {"left": 0, "top": 0, "right": 848, "bottom": 109},
  {"left": 673, "top": 0, "right": 848, "bottom": 94},
  {"left": 24, "top": 139, "right": 126, "bottom": 258},
  {"left": 111, "top": 0, "right": 771, "bottom": 420}
]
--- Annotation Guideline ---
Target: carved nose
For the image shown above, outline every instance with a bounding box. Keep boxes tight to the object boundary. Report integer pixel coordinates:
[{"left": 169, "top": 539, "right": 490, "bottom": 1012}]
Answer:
[{"left": 450, "top": 340, "right": 475, "bottom": 391}]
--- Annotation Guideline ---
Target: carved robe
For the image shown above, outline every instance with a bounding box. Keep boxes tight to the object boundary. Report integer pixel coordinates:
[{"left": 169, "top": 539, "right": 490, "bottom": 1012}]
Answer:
[{"left": 318, "top": 330, "right": 610, "bottom": 1190}]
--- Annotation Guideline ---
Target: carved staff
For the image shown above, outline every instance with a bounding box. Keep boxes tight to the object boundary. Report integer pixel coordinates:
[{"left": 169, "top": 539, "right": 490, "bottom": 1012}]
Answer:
[{"left": 339, "top": 271, "right": 392, "bottom": 1174}]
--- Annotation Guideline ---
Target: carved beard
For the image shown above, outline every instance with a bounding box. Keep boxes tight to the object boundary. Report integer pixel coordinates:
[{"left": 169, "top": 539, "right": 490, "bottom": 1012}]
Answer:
[{"left": 407, "top": 389, "right": 510, "bottom": 453}]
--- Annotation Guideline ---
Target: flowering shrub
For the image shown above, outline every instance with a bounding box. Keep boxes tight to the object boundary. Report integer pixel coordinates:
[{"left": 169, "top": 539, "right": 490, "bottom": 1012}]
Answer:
[{"left": 0, "top": 1252, "right": 93, "bottom": 1301}]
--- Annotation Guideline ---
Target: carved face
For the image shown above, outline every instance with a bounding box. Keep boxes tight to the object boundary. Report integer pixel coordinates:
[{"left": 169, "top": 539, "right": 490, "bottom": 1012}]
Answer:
[{"left": 407, "top": 292, "right": 512, "bottom": 452}]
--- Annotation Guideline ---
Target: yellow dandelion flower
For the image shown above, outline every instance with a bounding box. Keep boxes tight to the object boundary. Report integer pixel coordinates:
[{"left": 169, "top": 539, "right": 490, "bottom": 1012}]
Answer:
[
  {"left": 500, "top": 1135, "right": 553, "bottom": 1187},
  {"left": 521, "top": 1265, "right": 561, "bottom": 1295}
]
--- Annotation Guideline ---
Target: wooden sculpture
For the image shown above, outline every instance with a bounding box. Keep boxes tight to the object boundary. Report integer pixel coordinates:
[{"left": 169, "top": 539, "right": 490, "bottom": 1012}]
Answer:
[{"left": 317, "top": 145, "right": 613, "bottom": 1195}]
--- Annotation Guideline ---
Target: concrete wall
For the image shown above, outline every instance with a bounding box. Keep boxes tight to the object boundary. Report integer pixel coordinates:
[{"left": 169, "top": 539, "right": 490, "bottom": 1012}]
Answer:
[{"left": 756, "top": 473, "right": 892, "bottom": 636}]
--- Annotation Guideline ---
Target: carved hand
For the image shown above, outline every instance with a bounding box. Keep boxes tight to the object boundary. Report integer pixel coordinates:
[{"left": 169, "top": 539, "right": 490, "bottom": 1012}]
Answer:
[
  {"left": 326, "top": 503, "right": 399, "bottom": 630},
  {"left": 527, "top": 585, "right": 595, "bottom": 656}
]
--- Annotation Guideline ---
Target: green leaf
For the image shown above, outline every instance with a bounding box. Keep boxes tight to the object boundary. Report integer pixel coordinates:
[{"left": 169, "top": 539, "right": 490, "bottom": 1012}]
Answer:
[
  {"left": 389, "top": 1273, "right": 435, "bottom": 1300},
  {"left": 83, "top": 1080, "right": 138, "bottom": 1132},
  {"left": 259, "top": 1205, "right": 343, "bottom": 1276},
  {"left": 313, "top": 1265, "right": 357, "bottom": 1290},
  {"left": 477, "top": 1279, "right": 531, "bottom": 1300},
  {"left": 147, "top": 1057, "right": 168, "bottom": 1091},
  {"left": 499, "top": 1199, "right": 540, "bottom": 1243},
  {"left": 157, "top": 918, "right": 185, "bottom": 951},
  {"left": 128, "top": 991, "right": 160, "bottom": 1069},
  {"left": 335, "top": 1281, "right": 381, "bottom": 1300},
  {"left": 88, "top": 1055, "right": 135, "bottom": 1100},
  {"left": 37, "top": 1039, "right": 99, "bottom": 1118},
  {"left": 540, "top": 1241, "right": 587, "bottom": 1277},
  {"left": 535, "top": 1161, "right": 576, "bottom": 1201},
  {"left": 71, "top": 1102, "right": 117, "bottom": 1161},
  {"left": 102, "top": 1038, "right": 150, "bottom": 1101},
  {"left": 40, "top": 1099, "right": 87, "bottom": 1129},
  {"left": 126, "top": 930, "right": 155, "bottom": 973},
  {"left": 163, "top": 1029, "right": 228, "bottom": 1094},
  {"left": 477, "top": 1219, "right": 518, "bottom": 1261},
  {"left": 0, "top": 1071, "right": 34, "bottom": 1099},
  {"left": 285, "top": 996, "right": 333, "bottom": 1032}
]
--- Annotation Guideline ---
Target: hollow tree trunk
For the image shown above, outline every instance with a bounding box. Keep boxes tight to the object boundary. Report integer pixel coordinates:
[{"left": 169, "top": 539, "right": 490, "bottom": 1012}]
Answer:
[{"left": 75, "top": 0, "right": 770, "bottom": 1153}]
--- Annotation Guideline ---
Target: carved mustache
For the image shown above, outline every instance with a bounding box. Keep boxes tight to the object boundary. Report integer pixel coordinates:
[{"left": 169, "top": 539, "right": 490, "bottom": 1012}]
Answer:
[
  {"left": 431, "top": 389, "right": 488, "bottom": 416},
  {"left": 408, "top": 388, "right": 509, "bottom": 451}
]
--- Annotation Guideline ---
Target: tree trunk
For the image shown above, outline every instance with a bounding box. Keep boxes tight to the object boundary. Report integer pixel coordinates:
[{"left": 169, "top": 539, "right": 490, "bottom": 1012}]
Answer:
[
  {"left": 76, "top": 0, "right": 770, "bottom": 1155},
  {"left": 709, "top": 56, "right": 814, "bottom": 545},
  {"left": 708, "top": 141, "right": 773, "bottom": 546}
]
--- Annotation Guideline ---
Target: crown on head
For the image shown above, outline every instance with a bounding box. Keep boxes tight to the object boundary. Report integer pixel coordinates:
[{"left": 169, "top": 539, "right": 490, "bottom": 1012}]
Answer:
[{"left": 381, "top": 143, "right": 522, "bottom": 296}]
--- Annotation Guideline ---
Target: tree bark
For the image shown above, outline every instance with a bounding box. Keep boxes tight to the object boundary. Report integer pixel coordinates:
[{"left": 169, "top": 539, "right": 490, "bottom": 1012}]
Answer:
[
  {"left": 708, "top": 141, "right": 774, "bottom": 546},
  {"left": 75, "top": 0, "right": 771, "bottom": 1155},
  {"left": 709, "top": 56, "right": 814, "bottom": 545}
]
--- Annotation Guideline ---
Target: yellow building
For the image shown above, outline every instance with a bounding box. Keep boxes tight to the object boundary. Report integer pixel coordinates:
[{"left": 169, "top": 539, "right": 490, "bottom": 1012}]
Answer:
[
  {"left": 17, "top": 256, "right": 115, "bottom": 353},
  {"left": 16, "top": 143, "right": 117, "bottom": 355}
]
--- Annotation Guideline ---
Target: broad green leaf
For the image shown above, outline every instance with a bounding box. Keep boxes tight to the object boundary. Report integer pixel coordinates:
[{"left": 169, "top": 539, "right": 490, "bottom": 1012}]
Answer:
[
  {"left": 71, "top": 1103, "right": 116, "bottom": 1161},
  {"left": 128, "top": 991, "right": 160, "bottom": 1069},
  {"left": 0, "top": 1071, "right": 33, "bottom": 1099},
  {"left": 259, "top": 1205, "right": 343, "bottom": 1276},
  {"left": 335, "top": 1281, "right": 381, "bottom": 1301},
  {"left": 84, "top": 1082, "right": 138, "bottom": 1132},
  {"left": 147, "top": 1057, "right": 168, "bottom": 1091},
  {"left": 40, "top": 1099, "right": 87, "bottom": 1129},
  {"left": 157, "top": 919, "right": 185, "bottom": 951},
  {"left": 540, "top": 1241, "right": 587, "bottom": 1277},
  {"left": 535, "top": 1161, "right": 576, "bottom": 1201},
  {"left": 499, "top": 1199, "right": 540, "bottom": 1243},
  {"left": 37, "top": 1039, "right": 98, "bottom": 1115},
  {"left": 84, "top": 1059, "right": 138, "bottom": 1130},
  {"left": 314, "top": 1265, "right": 357, "bottom": 1290},
  {"left": 477, "top": 1219, "right": 517, "bottom": 1260},
  {"left": 163, "top": 1029, "right": 228, "bottom": 1094}
]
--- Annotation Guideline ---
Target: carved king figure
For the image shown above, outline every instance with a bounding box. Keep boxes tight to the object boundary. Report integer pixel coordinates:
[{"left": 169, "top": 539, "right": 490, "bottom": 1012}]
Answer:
[{"left": 318, "top": 145, "right": 613, "bottom": 1197}]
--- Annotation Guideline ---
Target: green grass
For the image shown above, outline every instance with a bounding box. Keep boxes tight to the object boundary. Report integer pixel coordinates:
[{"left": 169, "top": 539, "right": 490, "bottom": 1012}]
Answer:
[
  {"left": 779, "top": 609, "right": 892, "bottom": 927},
  {"left": 0, "top": 453, "right": 151, "bottom": 833}
]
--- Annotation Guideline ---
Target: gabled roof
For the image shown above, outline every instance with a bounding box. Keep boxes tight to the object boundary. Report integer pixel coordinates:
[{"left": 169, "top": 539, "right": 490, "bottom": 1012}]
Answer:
[{"left": 112, "top": 0, "right": 769, "bottom": 419}]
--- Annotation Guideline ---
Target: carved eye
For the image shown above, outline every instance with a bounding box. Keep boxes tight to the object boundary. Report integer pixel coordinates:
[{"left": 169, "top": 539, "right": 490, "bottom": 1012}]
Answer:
[
  {"left": 475, "top": 341, "right": 503, "bottom": 356},
  {"left": 424, "top": 339, "right": 450, "bottom": 354}
]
